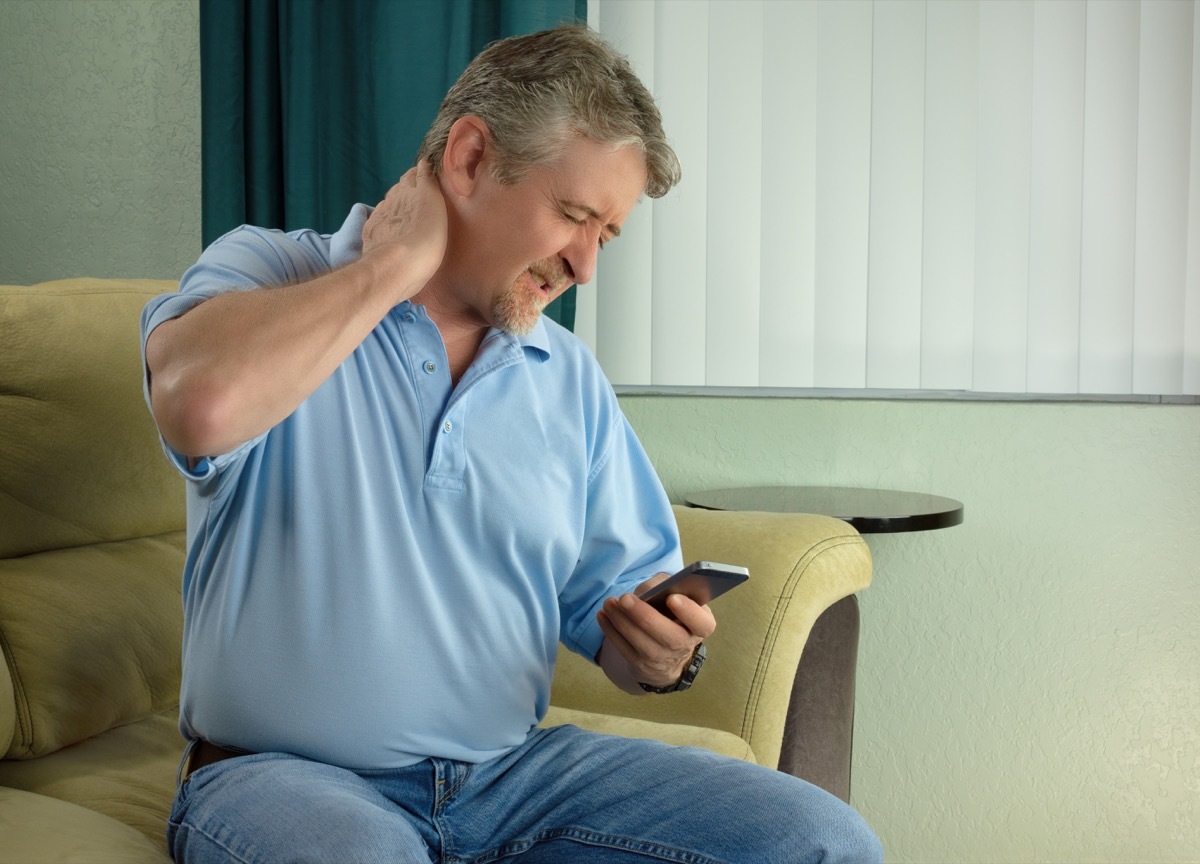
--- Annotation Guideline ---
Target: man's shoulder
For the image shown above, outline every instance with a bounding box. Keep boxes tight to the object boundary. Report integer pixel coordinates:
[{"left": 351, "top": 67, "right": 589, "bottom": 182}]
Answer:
[
  {"left": 181, "top": 207, "right": 367, "bottom": 298},
  {"left": 200, "top": 224, "right": 335, "bottom": 278},
  {"left": 529, "top": 317, "right": 626, "bottom": 440},
  {"left": 538, "top": 317, "right": 620, "bottom": 393}
]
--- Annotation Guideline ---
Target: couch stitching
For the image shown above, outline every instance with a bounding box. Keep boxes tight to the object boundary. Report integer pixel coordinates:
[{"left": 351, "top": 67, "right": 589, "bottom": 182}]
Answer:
[
  {"left": 2, "top": 528, "right": 186, "bottom": 562},
  {"left": 0, "top": 287, "right": 174, "bottom": 299},
  {"left": 0, "top": 625, "right": 33, "bottom": 756},
  {"left": 0, "top": 486, "right": 109, "bottom": 546},
  {"left": 740, "top": 534, "right": 867, "bottom": 763}
]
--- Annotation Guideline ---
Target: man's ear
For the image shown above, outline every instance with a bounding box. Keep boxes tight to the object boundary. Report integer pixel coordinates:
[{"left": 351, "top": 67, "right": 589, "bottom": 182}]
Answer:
[{"left": 442, "top": 116, "right": 491, "bottom": 198}]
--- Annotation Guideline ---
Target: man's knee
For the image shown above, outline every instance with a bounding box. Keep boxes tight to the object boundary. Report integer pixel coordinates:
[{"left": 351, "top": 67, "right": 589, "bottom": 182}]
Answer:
[
  {"left": 784, "top": 785, "right": 883, "bottom": 864},
  {"left": 738, "top": 767, "right": 882, "bottom": 864},
  {"left": 813, "top": 810, "right": 883, "bottom": 864}
]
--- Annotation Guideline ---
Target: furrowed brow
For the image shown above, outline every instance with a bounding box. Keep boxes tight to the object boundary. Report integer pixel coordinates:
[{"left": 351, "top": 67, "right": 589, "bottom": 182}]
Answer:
[{"left": 563, "top": 200, "right": 621, "bottom": 239}]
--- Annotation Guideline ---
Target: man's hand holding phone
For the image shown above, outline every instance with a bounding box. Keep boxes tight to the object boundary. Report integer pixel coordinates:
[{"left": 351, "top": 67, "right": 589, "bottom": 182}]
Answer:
[{"left": 596, "top": 561, "right": 749, "bottom": 694}]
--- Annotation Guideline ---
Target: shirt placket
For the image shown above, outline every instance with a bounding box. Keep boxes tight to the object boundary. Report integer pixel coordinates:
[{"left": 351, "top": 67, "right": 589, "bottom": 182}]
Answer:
[{"left": 400, "top": 307, "right": 524, "bottom": 491}]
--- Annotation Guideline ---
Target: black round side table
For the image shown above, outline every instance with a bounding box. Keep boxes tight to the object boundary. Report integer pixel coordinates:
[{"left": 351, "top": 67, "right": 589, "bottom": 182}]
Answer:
[{"left": 685, "top": 486, "right": 963, "bottom": 534}]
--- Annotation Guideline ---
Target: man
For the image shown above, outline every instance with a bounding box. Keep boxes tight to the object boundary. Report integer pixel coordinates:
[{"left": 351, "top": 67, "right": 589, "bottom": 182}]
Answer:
[{"left": 142, "top": 24, "right": 882, "bottom": 864}]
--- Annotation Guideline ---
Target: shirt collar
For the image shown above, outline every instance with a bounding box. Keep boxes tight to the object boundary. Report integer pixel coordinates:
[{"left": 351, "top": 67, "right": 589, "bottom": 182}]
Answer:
[
  {"left": 329, "top": 203, "right": 372, "bottom": 270},
  {"left": 515, "top": 318, "right": 552, "bottom": 358}
]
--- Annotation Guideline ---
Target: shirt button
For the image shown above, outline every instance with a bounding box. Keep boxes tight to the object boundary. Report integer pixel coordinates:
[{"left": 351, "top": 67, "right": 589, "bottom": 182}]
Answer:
[
  {"left": 403, "top": 312, "right": 416, "bottom": 323},
  {"left": 424, "top": 361, "right": 437, "bottom": 374},
  {"left": 443, "top": 421, "right": 453, "bottom": 433}
]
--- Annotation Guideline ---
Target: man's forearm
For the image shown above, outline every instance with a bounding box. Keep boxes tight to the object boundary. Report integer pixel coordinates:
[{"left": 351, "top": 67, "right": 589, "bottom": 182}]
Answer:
[
  {"left": 148, "top": 163, "right": 448, "bottom": 460},
  {"left": 146, "top": 257, "right": 407, "bottom": 459}
]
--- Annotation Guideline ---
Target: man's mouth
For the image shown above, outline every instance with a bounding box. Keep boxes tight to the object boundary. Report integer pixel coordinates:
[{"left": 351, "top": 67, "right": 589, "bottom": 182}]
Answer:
[{"left": 527, "top": 269, "right": 555, "bottom": 300}]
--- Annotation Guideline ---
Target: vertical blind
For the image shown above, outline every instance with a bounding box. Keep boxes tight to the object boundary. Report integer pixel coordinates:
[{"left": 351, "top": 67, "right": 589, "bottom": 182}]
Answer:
[{"left": 579, "top": 0, "right": 1200, "bottom": 397}]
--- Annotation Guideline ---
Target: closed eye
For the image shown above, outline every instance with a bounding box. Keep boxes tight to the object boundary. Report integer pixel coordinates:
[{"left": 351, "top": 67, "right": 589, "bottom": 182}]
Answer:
[
  {"left": 563, "top": 210, "right": 608, "bottom": 251},
  {"left": 558, "top": 199, "right": 622, "bottom": 244}
]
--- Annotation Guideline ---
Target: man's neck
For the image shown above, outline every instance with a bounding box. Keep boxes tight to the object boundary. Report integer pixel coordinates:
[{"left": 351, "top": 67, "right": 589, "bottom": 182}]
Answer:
[{"left": 410, "top": 286, "right": 490, "bottom": 386}]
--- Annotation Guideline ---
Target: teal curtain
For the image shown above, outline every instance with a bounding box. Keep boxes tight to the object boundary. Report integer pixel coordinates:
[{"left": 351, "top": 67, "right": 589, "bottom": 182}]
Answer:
[{"left": 200, "top": 0, "right": 585, "bottom": 329}]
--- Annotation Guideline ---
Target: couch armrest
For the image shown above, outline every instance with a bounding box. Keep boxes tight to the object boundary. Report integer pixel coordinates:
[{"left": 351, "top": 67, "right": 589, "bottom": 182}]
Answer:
[{"left": 550, "top": 504, "right": 871, "bottom": 771}]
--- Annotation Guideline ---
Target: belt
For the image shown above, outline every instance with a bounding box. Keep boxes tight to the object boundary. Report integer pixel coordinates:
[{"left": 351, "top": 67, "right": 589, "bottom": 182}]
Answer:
[{"left": 184, "top": 740, "right": 250, "bottom": 780}]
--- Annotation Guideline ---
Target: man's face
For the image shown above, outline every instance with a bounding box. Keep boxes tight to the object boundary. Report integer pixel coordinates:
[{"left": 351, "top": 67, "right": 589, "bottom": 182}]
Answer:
[{"left": 454, "top": 135, "right": 649, "bottom": 335}]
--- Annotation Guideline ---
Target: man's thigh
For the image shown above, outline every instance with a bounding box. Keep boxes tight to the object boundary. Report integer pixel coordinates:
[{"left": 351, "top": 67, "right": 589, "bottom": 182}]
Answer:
[
  {"left": 447, "top": 725, "right": 883, "bottom": 864},
  {"left": 168, "top": 752, "right": 434, "bottom": 864}
]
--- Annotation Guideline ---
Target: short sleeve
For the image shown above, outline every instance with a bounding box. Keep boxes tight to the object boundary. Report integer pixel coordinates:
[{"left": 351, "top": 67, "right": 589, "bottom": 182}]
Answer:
[
  {"left": 138, "top": 225, "right": 318, "bottom": 482},
  {"left": 558, "top": 410, "right": 683, "bottom": 661}
]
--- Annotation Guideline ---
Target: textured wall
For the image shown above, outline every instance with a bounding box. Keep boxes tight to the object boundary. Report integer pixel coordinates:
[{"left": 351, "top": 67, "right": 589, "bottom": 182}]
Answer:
[
  {"left": 621, "top": 394, "right": 1200, "bottom": 863},
  {"left": 0, "top": 1, "right": 200, "bottom": 284}
]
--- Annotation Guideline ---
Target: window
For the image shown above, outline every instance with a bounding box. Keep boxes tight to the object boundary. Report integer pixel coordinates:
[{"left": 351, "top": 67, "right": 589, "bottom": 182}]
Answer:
[{"left": 582, "top": 0, "right": 1199, "bottom": 399}]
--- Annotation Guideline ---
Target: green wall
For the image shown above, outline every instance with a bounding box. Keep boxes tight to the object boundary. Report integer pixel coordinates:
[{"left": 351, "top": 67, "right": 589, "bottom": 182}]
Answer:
[
  {"left": 0, "top": 1, "right": 200, "bottom": 284},
  {"left": 3, "top": 2, "right": 1197, "bottom": 861},
  {"left": 621, "top": 393, "right": 1199, "bottom": 862}
]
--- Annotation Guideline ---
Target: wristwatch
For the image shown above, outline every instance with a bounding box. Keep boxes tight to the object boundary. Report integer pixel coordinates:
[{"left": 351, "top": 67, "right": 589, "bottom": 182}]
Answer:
[{"left": 639, "top": 643, "right": 707, "bottom": 694}]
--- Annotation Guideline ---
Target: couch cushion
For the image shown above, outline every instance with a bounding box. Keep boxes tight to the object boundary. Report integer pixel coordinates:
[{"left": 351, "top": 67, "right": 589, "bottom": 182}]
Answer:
[
  {"left": 0, "top": 536, "right": 185, "bottom": 759},
  {"left": 0, "top": 280, "right": 183, "bottom": 560},
  {"left": 0, "top": 709, "right": 181, "bottom": 848},
  {"left": 541, "top": 705, "right": 757, "bottom": 763},
  {"left": 0, "top": 279, "right": 187, "bottom": 759},
  {"left": 0, "top": 786, "right": 169, "bottom": 863}
]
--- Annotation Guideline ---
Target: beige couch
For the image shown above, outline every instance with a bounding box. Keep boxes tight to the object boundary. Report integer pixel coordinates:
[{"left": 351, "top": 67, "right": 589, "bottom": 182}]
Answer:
[{"left": 0, "top": 279, "right": 872, "bottom": 863}]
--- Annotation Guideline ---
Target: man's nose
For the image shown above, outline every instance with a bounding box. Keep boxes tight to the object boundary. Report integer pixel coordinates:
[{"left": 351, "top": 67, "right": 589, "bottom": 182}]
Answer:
[{"left": 563, "top": 227, "right": 601, "bottom": 286}]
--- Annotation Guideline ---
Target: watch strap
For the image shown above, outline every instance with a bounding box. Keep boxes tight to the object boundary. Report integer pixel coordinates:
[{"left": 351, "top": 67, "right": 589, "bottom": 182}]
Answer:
[{"left": 638, "top": 642, "right": 707, "bottom": 694}]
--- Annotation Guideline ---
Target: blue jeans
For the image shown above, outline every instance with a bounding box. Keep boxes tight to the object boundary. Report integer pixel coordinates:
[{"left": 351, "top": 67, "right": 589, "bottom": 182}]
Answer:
[{"left": 168, "top": 725, "right": 882, "bottom": 864}]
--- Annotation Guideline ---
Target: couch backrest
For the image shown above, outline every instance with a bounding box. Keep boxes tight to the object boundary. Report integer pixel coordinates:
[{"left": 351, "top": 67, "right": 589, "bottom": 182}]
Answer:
[{"left": 0, "top": 279, "right": 186, "bottom": 759}]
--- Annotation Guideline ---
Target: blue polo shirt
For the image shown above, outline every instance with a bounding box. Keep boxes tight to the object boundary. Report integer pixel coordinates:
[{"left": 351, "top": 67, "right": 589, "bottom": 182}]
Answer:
[{"left": 141, "top": 206, "right": 682, "bottom": 770}]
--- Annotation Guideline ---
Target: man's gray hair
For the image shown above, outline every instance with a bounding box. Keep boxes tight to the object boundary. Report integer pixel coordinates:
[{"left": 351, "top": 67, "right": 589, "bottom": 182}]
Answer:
[{"left": 418, "top": 24, "right": 681, "bottom": 199}]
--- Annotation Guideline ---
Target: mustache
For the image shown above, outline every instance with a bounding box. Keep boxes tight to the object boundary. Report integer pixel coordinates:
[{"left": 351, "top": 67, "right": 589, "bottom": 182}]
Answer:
[{"left": 528, "top": 262, "right": 570, "bottom": 293}]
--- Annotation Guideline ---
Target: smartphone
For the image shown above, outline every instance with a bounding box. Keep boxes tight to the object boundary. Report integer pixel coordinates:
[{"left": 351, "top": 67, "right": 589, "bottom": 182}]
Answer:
[{"left": 636, "top": 560, "right": 750, "bottom": 617}]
